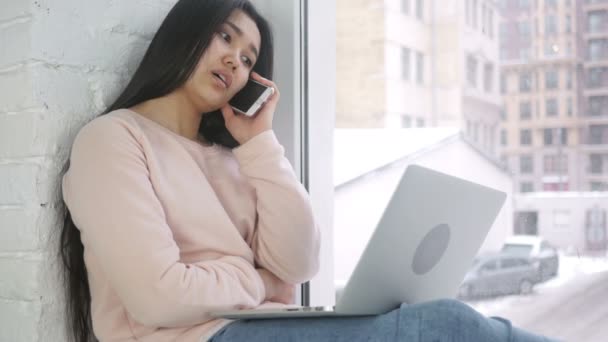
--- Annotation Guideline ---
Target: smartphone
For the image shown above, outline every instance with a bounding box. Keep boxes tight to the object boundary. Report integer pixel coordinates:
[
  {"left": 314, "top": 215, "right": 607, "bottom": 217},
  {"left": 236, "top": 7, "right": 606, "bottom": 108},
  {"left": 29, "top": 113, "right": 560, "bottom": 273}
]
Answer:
[{"left": 229, "top": 78, "right": 275, "bottom": 117}]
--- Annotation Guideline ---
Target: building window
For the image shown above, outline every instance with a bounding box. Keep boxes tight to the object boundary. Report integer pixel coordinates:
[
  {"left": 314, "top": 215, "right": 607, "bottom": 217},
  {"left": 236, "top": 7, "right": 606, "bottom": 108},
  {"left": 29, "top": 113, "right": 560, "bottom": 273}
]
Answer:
[
  {"left": 546, "top": 98, "right": 558, "bottom": 117},
  {"left": 467, "top": 55, "right": 477, "bottom": 87},
  {"left": 588, "top": 11, "right": 606, "bottom": 34},
  {"left": 588, "top": 39, "right": 608, "bottom": 61},
  {"left": 545, "top": 69, "right": 558, "bottom": 90},
  {"left": 416, "top": 0, "right": 424, "bottom": 20},
  {"left": 545, "top": 15, "right": 557, "bottom": 35},
  {"left": 401, "top": 0, "right": 410, "bottom": 14},
  {"left": 501, "top": 129, "right": 507, "bottom": 146},
  {"left": 567, "top": 70, "right": 573, "bottom": 89},
  {"left": 590, "top": 154, "right": 604, "bottom": 174},
  {"left": 587, "top": 67, "right": 604, "bottom": 88},
  {"left": 520, "top": 101, "right": 532, "bottom": 120},
  {"left": 521, "top": 182, "right": 534, "bottom": 193},
  {"left": 472, "top": 0, "right": 478, "bottom": 29},
  {"left": 544, "top": 127, "right": 568, "bottom": 145},
  {"left": 545, "top": 0, "right": 557, "bottom": 9},
  {"left": 567, "top": 98, "right": 573, "bottom": 116},
  {"left": 501, "top": 73, "right": 507, "bottom": 94},
  {"left": 588, "top": 96, "right": 608, "bottom": 117},
  {"left": 518, "top": 20, "right": 531, "bottom": 40},
  {"left": 519, "top": 0, "right": 530, "bottom": 9},
  {"left": 401, "top": 47, "right": 411, "bottom": 80},
  {"left": 565, "top": 15, "right": 571, "bottom": 33},
  {"left": 416, "top": 117, "right": 425, "bottom": 127},
  {"left": 401, "top": 115, "right": 412, "bottom": 128},
  {"left": 484, "top": 63, "right": 493, "bottom": 92},
  {"left": 520, "top": 154, "right": 534, "bottom": 173},
  {"left": 590, "top": 182, "right": 608, "bottom": 191},
  {"left": 589, "top": 125, "right": 608, "bottom": 145},
  {"left": 543, "top": 154, "right": 568, "bottom": 174},
  {"left": 465, "top": 0, "right": 471, "bottom": 26},
  {"left": 416, "top": 51, "right": 424, "bottom": 84},
  {"left": 520, "top": 71, "right": 532, "bottom": 92},
  {"left": 488, "top": 8, "right": 494, "bottom": 38},
  {"left": 545, "top": 41, "right": 559, "bottom": 57},
  {"left": 520, "top": 129, "right": 532, "bottom": 145}
]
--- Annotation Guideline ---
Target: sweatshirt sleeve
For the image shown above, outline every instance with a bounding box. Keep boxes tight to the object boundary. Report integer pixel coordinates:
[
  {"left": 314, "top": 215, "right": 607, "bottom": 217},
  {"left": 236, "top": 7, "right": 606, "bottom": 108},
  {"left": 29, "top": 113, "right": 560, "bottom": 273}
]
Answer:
[
  {"left": 232, "top": 130, "right": 321, "bottom": 284},
  {"left": 62, "top": 116, "right": 265, "bottom": 328}
]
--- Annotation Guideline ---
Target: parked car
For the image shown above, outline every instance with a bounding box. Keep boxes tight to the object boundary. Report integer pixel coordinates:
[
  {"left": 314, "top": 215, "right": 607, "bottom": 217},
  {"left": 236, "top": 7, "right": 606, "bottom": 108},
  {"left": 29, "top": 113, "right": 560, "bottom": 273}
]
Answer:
[
  {"left": 458, "top": 253, "right": 539, "bottom": 300},
  {"left": 500, "top": 235, "right": 559, "bottom": 282}
]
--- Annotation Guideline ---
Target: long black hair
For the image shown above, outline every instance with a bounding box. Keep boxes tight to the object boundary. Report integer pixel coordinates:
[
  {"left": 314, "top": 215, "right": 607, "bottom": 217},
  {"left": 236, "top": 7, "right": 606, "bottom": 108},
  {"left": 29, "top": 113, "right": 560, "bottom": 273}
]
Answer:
[{"left": 58, "top": 1, "right": 273, "bottom": 341}]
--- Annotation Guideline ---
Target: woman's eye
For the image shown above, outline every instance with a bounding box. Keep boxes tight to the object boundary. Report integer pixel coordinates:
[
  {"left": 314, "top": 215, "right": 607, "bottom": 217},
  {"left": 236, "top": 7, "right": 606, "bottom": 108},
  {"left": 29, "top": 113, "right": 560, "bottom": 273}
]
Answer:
[
  {"left": 219, "top": 31, "right": 231, "bottom": 42},
  {"left": 242, "top": 56, "right": 253, "bottom": 67}
]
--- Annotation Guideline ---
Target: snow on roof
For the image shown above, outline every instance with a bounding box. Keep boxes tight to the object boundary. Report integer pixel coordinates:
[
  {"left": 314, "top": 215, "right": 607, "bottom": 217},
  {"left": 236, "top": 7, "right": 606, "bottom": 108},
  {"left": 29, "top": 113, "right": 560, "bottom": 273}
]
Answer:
[{"left": 333, "top": 127, "right": 460, "bottom": 186}]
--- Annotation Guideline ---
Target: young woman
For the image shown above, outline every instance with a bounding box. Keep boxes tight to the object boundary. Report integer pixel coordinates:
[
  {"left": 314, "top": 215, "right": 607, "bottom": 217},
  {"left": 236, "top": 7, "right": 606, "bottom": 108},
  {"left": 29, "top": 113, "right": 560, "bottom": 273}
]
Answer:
[{"left": 58, "top": 0, "right": 557, "bottom": 341}]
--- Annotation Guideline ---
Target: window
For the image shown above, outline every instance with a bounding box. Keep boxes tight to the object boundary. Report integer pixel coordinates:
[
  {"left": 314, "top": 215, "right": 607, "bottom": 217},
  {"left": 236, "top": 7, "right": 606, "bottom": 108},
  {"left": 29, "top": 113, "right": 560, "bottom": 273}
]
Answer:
[
  {"left": 545, "top": 0, "right": 557, "bottom": 9},
  {"left": 488, "top": 8, "right": 494, "bottom": 38},
  {"left": 519, "top": 71, "right": 532, "bottom": 92},
  {"left": 519, "top": 20, "right": 531, "bottom": 39},
  {"left": 591, "top": 182, "right": 608, "bottom": 191},
  {"left": 467, "top": 55, "right": 477, "bottom": 87},
  {"left": 589, "top": 125, "right": 608, "bottom": 144},
  {"left": 521, "top": 182, "right": 534, "bottom": 193},
  {"left": 590, "top": 154, "right": 604, "bottom": 174},
  {"left": 520, "top": 101, "right": 532, "bottom": 120},
  {"left": 544, "top": 128, "right": 554, "bottom": 145},
  {"left": 587, "top": 67, "right": 604, "bottom": 88},
  {"left": 545, "top": 15, "right": 557, "bottom": 35},
  {"left": 545, "top": 69, "right": 558, "bottom": 90},
  {"left": 544, "top": 127, "right": 568, "bottom": 145},
  {"left": 416, "top": 0, "right": 424, "bottom": 20},
  {"left": 472, "top": 0, "right": 478, "bottom": 29},
  {"left": 543, "top": 154, "right": 568, "bottom": 173},
  {"left": 588, "top": 96, "right": 608, "bottom": 117},
  {"left": 484, "top": 63, "right": 493, "bottom": 92},
  {"left": 416, "top": 117, "right": 426, "bottom": 127},
  {"left": 545, "top": 41, "right": 559, "bottom": 57},
  {"left": 401, "top": 115, "right": 412, "bottom": 128},
  {"left": 546, "top": 98, "right": 558, "bottom": 117},
  {"left": 520, "top": 129, "right": 532, "bottom": 146},
  {"left": 401, "top": 0, "right": 410, "bottom": 14},
  {"left": 329, "top": 2, "right": 603, "bottom": 336},
  {"left": 401, "top": 47, "right": 411, "bottom": 80},
  {"left": 520, "top": 154, "right": 534, "bottom": 173},
  {"left": 588, "top": 11, "right": 606, "bottom": 34},
  {"left": 416, "top": 52, "right": 424, "bottom": 84}
]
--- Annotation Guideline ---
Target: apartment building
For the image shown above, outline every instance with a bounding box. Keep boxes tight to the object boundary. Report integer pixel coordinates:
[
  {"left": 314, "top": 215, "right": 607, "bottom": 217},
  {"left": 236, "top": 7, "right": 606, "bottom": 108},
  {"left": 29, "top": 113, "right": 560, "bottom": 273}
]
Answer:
[
  {"left": 336, "top": 0, "right": 502, "bottom": 159},
  {"left": 499, "top": 0, "right": 608, "bottom": 192}
]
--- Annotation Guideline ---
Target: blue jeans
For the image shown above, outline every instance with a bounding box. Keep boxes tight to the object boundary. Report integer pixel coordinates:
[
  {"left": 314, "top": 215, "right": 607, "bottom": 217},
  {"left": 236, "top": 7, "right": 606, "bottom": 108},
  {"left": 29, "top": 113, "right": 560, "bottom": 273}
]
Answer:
[{"left": 208, "top": 299, "right": 559, "bottom": 342}]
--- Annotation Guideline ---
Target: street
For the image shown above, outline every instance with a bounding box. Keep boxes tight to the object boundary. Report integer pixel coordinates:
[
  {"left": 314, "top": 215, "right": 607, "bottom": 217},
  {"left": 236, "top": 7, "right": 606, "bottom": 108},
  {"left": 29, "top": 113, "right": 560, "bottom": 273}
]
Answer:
[{"left": 467, "top": 259, "right": 608, "bottom": 342}]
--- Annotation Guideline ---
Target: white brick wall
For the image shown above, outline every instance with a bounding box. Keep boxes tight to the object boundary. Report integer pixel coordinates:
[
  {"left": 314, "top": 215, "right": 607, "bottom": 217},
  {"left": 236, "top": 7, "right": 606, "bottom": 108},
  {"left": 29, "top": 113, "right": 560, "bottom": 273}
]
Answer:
[{"left": 0, "top": 0, "right": 176, "bottom": 340}]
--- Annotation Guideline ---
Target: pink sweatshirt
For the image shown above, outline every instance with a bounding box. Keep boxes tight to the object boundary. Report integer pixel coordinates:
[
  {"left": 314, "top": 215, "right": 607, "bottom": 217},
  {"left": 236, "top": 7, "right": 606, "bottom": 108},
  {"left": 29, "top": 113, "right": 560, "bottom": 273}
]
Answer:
[{"left": 62, "top": 109, "right": 320, "bottom": 341}]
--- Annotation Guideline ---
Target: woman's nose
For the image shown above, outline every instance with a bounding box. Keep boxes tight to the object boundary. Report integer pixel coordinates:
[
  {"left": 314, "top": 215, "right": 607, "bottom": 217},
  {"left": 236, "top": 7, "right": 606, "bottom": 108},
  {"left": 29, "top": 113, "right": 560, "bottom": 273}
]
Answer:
[{"left": 223, "top": 54, "right": 238, "bottom": 70}]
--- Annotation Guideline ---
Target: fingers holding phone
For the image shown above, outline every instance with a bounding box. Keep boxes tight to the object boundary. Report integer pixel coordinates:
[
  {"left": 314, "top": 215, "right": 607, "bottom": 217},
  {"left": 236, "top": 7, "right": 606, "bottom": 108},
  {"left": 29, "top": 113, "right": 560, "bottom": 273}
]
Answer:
[{"left": 221, "top": 72, "right": 280, "bottom": 145}]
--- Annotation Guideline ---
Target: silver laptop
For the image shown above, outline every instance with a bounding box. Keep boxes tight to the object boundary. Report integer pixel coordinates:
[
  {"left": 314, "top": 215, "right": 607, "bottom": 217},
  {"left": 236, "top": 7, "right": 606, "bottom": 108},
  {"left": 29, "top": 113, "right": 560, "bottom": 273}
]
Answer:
[{"left": 210, "top": 164, "right": 506, "bottom": 319}]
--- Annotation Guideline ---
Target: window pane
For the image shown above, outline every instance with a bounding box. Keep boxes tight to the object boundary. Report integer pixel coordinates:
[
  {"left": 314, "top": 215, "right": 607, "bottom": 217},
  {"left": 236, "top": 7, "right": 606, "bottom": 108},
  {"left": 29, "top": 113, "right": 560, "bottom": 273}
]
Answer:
[{"left": 331, "top": 2, "right": 608, "bottom": 340}]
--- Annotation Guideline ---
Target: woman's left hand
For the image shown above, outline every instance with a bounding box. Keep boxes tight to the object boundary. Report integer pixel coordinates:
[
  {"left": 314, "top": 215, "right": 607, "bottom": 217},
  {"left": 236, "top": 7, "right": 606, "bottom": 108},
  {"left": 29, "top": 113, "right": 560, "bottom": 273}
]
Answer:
[{"left": 220, "top": 72, "right": 280, "bottom": 145}]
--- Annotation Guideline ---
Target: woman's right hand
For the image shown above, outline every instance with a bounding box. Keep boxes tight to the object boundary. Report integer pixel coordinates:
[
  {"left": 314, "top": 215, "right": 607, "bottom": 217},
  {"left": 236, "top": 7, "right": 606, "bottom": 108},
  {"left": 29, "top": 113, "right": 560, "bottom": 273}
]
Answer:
[{"left": 256, "top": 268, "right": 296, "bottom": 304}]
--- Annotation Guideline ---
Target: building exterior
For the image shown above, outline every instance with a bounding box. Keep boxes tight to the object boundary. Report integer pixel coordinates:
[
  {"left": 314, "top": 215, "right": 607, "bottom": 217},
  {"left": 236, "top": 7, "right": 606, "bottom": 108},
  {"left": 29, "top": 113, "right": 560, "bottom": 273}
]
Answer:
[
  {"left": 499, "top": 0, "right": 608, "bottom": 193},
  {"left": 335, "top": 0, "right": 502, "bottom": 159},
  {"left": 514, "top": 192, "right": 608, "bottom": 252}
]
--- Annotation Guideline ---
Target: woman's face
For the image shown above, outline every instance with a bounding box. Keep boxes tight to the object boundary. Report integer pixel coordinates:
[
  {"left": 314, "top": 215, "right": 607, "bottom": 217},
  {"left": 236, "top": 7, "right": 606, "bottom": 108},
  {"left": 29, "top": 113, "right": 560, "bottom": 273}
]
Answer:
[{"left": 185, "top": 10, "right": 262, "bottom": 112}]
